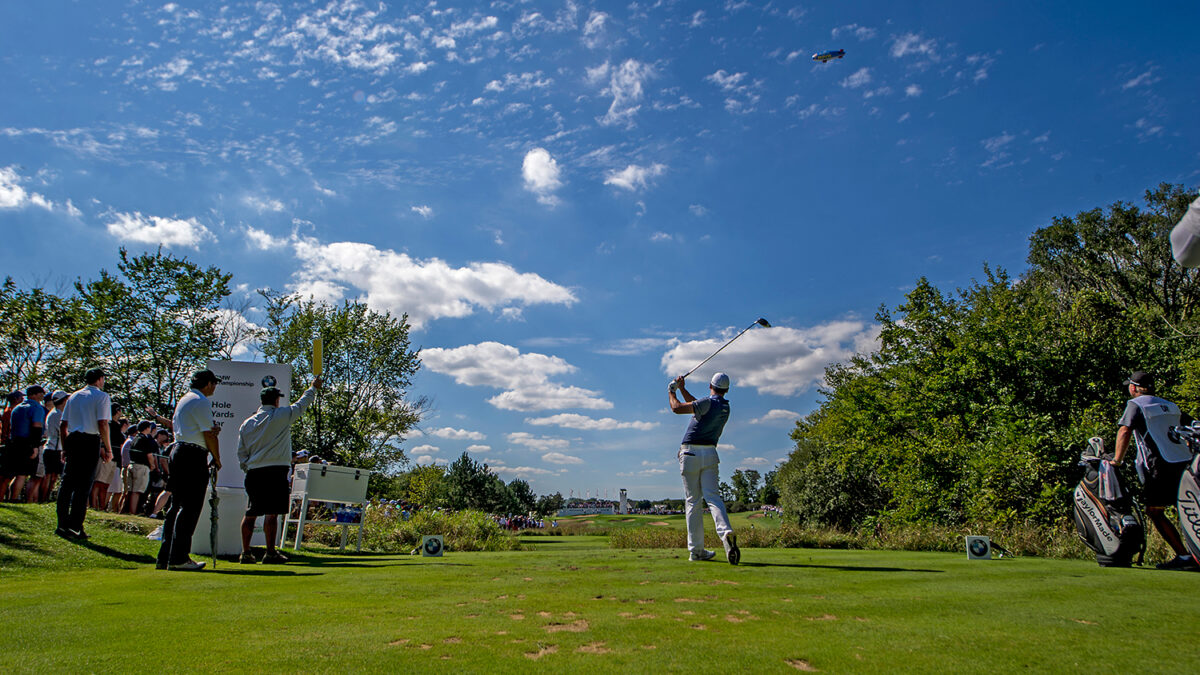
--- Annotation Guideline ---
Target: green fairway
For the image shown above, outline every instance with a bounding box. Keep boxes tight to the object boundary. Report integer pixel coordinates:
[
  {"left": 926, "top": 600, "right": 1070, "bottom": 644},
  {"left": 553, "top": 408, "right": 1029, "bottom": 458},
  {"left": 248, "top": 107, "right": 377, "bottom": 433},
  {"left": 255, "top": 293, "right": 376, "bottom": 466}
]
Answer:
[{"left": 2, "top": 504, "right": 1198, "bottom": 673}]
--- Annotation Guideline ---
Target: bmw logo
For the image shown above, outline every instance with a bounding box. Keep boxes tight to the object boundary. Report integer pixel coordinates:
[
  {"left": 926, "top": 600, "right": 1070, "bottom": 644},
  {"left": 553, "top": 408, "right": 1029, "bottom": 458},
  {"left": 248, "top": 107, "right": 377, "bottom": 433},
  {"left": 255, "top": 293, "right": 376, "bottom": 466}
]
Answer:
[
  {"left": 969, "top": 539, "right": 989, "bottom": 557},
  {"left": 424, "top": 537, "right": 443, "bottom": 555},
  {"left": 262, "top": 375, "right": 277, "bottom": 387}
]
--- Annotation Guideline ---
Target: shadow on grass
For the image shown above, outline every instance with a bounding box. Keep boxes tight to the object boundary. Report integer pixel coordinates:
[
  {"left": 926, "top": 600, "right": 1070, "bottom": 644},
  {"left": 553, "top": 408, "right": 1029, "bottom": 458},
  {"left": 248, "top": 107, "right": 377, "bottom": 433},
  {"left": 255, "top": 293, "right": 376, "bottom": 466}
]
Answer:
[
  {"left": 78, "top": 540, "right": 157, "bottom": 565},
  {"left": 210, "top": 569, "right": 324, "bottom": 577},
  {"left": 738, "top": 561, "right": 943, "bottom": 573}
]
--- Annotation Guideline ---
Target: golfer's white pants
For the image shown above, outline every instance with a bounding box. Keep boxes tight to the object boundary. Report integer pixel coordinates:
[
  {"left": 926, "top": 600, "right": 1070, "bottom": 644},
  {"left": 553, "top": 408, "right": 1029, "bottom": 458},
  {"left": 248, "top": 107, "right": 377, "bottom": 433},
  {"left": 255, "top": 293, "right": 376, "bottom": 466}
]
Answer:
[{"left": 678, "top": 444, "right": 733, "bottom": 555}]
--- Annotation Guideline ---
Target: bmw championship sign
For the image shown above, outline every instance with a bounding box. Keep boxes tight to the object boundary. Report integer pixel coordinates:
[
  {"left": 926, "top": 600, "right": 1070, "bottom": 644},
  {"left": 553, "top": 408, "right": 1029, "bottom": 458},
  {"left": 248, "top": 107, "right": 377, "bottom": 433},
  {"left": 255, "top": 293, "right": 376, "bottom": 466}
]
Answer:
[
  {"left": 965, "top": 535, "right": 992, "bottom": 560},
  {"left": 422, "top": 535, "right": 444, "bottom": 557}
]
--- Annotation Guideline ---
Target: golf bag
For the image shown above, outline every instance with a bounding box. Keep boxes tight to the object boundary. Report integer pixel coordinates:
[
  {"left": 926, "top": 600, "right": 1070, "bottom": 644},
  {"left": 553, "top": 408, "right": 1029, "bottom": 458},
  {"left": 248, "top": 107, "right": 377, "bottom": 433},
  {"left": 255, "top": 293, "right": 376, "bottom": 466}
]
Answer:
[
  {"left": 1072, "top": 437, "right": 1145, "bottom": 567},
  {"left": 1168, "top": 423, "right": 1200, "bottom": 560}
]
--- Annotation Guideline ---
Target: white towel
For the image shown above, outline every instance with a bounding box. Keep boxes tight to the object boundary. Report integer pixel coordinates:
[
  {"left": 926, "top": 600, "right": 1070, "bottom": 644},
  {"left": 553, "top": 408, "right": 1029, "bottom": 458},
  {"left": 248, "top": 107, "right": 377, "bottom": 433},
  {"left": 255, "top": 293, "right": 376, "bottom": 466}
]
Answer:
[{"left": 1098, "top": 461, "right": 1123, "bottom": 500}]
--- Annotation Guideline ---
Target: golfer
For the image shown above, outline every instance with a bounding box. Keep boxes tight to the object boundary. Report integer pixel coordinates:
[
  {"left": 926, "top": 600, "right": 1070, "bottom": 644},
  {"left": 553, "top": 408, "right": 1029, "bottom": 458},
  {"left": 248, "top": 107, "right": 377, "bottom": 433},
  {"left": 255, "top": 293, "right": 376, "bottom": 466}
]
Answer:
[
  {"left": 236, "top": 377, "right": 321, "bottom": 564},
  {"left": 669, "top": 372, "right": 740, "bottom": 565}
]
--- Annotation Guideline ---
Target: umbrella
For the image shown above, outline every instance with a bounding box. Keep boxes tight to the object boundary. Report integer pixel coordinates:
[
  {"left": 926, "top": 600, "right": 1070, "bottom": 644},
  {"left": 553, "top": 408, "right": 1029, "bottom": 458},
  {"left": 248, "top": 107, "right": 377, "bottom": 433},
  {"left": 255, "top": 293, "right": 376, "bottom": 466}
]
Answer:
[{"left": 208, "top": 465, "right": 220, "bottom": 568}]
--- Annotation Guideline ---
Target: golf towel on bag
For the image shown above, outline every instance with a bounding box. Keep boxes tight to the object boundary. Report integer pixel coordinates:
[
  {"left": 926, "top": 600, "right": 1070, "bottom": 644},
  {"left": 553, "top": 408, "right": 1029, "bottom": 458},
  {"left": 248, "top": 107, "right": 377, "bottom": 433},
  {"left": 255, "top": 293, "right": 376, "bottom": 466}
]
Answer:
[
  {"left": 1177, "top": 454, "right": 1200, "bottom": 560},
  {"left": 1072, "top": 450, "right": 1145, "bottom": 567}
]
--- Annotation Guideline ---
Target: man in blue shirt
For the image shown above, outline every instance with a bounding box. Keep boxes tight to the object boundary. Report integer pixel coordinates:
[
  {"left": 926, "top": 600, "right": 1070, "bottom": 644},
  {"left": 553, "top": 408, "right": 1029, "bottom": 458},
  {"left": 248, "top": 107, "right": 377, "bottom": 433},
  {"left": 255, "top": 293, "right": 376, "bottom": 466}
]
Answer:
[
  {"left": 1, "top": 385, "right": 46, "bottom": 501},
  {"left": 669, "top": 372, "right": 740, "bottom": 565}
]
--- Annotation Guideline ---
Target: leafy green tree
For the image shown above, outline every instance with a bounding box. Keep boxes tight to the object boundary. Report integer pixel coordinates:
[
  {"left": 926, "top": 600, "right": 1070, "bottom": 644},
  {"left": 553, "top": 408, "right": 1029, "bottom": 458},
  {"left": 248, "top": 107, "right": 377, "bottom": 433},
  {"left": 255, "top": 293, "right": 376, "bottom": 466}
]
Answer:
[
  {"left": 257, "top": 291, "right": 425, "bottom": 472},
  {"left": 0, "top": 279, "right": 87, "bottom": 391},
  {"left": 729, "top": 469, "right": 761, "bottom": 504},
  {"left": 536, "top": 492, "right": 565, "bottom": 517},
  {"left": 757, "top": 470, "right": 779, "bottom": 505},
  {"left": 507, "top": 479, "right": 537, "bottom": 514},
  {"left": 404, "top": 463, "right": 448, "bottom": 507},
  {"left": 444, "top": 452, "right": 494, "bottom": 511}
]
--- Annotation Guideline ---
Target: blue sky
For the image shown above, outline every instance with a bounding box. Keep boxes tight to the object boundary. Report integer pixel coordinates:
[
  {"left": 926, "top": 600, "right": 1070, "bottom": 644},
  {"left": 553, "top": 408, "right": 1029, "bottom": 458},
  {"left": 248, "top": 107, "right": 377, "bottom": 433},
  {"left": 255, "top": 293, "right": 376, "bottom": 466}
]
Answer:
[{"left": 2, "top": 1, "right": 1198, "bottom": 500}]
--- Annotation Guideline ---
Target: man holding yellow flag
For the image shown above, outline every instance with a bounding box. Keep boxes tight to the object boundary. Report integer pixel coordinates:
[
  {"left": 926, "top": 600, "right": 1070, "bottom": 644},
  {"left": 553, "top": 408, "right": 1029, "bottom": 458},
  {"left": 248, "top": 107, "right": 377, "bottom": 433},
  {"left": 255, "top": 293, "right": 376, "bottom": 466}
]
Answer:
[{"left": 236, "top": 376, "right": 322, "bottom": 564}]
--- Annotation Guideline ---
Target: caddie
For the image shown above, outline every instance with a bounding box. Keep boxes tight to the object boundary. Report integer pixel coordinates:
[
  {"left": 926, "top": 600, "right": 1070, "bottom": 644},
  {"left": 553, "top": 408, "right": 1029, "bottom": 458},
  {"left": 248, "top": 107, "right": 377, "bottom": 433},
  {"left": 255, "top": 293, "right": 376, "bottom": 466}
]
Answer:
[
  {"left": 669, "top": 372, "right": 740, "bottom": 565},
  {"left": 236, "top": 377, "right": 322, "bottom": 564}
]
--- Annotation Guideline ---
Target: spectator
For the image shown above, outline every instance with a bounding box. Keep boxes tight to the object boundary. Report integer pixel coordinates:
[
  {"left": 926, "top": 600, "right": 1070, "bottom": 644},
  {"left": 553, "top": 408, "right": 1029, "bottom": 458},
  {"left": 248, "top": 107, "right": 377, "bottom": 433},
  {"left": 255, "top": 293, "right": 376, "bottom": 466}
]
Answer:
[
  {"left": 107, "top": 425, "right": 137, "bottom": 513},
  {"left": 147, "top": 429, "right": 173, "bottom": 518},
  {"left": 2, "top": 385, "right": 46, "bottom": 501},
  {"left": 57, "top": 368, "right": 113, "bottom": 540},
  {"left": 1, "top": 390, "right": 24, "bottom": 445},
  {"left": 91, "top": 413, "right": 127, "bottom": 510},
  {"left": 156, "top": 369, "right": 222, "bottom": 572},
  {"left": 32, "top": 390, "right": 70, "bottom": 503},
  {"left": 119, "top": 421, "right": 157, "bottom": 516}
]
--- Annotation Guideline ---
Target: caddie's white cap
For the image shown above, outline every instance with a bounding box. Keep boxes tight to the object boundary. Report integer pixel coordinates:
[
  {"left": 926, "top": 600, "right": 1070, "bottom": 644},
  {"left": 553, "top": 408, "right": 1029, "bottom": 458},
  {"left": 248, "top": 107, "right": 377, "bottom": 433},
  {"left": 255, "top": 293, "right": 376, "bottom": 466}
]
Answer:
[{"left": 710, "top": 372, "right": 730, "bottom": 390}]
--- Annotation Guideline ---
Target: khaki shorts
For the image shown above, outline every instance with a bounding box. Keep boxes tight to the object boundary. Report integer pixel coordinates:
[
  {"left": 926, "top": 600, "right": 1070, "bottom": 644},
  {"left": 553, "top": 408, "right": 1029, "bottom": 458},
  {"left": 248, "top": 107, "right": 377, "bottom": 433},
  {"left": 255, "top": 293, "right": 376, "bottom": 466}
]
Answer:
[
  {"left": 94, "top": 458, "right": 119, "bottom": 486},
  {"left": 122, "top": 464, "right": 150, "bottom": 493}
]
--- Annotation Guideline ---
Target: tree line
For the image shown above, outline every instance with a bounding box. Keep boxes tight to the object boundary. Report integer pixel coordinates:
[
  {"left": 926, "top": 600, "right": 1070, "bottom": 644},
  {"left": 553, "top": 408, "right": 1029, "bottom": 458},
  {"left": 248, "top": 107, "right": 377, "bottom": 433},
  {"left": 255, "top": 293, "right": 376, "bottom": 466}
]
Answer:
[{"left": 776, "top": 182, "right": 1200, "bottom": 531}]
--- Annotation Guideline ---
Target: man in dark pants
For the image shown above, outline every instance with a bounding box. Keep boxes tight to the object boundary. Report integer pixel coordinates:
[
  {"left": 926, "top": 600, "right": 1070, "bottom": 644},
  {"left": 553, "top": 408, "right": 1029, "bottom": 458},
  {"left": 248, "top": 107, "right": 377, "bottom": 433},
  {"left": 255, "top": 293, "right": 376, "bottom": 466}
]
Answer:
[
  {"left": 56, "top": 369, "right": 113, "bottom": 539},
  {"left": 156, "top": 370, "right": 222, "bottom": 572}
]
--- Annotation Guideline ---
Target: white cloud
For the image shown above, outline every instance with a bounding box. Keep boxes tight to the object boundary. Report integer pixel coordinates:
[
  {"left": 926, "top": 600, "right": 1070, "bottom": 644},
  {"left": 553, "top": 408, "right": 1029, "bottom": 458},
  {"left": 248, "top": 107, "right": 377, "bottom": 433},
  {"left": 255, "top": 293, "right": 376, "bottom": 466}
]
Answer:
[
  {"left": 706, "top": 69, "right": 761, "bottom": 113},
  {"left": 243, "top": 194, "right": 284, "bottom": 213},
  {"left": 650, "top": 232, "right": 674, "bottom": 242},
  {"left": 582, "top": 11, "right": 608, "bottom": 48},
  {"left": 689, "top": 204, "right": 708, "bottom": 217},
  {"left": 422, "top": 342, "right": 612, "bottom": 411},
  {"left": 841, "top": 67, "right": 872, "bottom": 89},
  {"left": 596, "top": 59, "right": 653, "bottom": 127},
  {"left": 245, "top": 226, "right": 290, "bottom": 250},
  {"left": 0, "top": 167, "right": 59, "bottom": 213},
  {"left": 890, "top": 32, "right": 938, "bottom": 59},
  {"left": 466, "top": 444, "right": 491, "bottom": 453},
  {"left": 749, "top": 409, "right": 802, "bottom": 425},
  {"left": 832, "top": 24, "right": 877, "bottom": 41},
  {"left": 508, "top": 432, "right": 570, "bottom": 451},
  {"left": 1122, "top": 68, "right": 1160, "bottom": 90},
  {"left": 485, "top": 72, "right": 553, "bottom": 93},
  {"left": 660, "top": 320, "right": 881, "bottom": 396},
  {"left": 411, "top": 205, "right": 433, "bottom": 218},
  {"left": 107, "top": 211, "right": 214, "bottom": 248},
  {"left": 522, "top": 148, "right": 564, "bottom": 206},
  {"left": 737, "top": 457, "right": 772, "bottom": 467},
  {"left": 542, "top": 451, "right": 584, "bottom": 465},
  {"left": 981, "top": 132, "right": 1016, "bottom": 168},
  {"left": 1134, "top": 117, "right": 1163, "bottom": 140},
  {"left": 427, "top": 427, "right": 486, "bottom": 441},
  {"left": 706, "top": 70, "right": 746, "bottom": 91},
  {"left": 525, "top": 413, "right": 658, "bottom": 431},
  {"left": 905, "top": 84, "right": 922, "bottom": 97},
  {"left": 289, "top": 237, "right": 576, "bottom": 328},
  {"left": 499, "top": 465, "right": 562, "bottom": 477},
  {"left": 409, "top": 444, "right": 439, "bottom": 454},
  {"left": 604, "top": 163, "right": 666, "bottom": 192}
]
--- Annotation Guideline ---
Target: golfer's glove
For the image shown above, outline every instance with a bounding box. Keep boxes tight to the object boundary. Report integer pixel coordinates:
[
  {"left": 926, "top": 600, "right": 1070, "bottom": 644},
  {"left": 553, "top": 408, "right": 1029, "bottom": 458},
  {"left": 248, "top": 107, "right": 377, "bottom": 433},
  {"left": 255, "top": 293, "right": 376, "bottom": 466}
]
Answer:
[{"left": 668, "top": 381, "right": 678, "bottom": 393}]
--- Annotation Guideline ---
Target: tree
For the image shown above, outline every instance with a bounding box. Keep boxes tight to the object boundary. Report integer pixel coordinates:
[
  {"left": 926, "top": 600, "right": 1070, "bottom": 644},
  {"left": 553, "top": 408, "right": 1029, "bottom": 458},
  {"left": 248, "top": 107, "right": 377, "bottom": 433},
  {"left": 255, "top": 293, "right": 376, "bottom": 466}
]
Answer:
[
  {"left": 536, "top": 492, "right": 565, "bottom": 517},
  {"left": 507, "top": 479, "right": 537, "bottom": 514},
  {"left": 444, "top": 452, "right": 494, "bottom": 511},
  {"left": 718, "top": 481, "right": 734, "bottom": 503},
  {"left": 729, "top": 469, "right": 761, "bottom": 504},
  {"left": 0, "top": 279, "right": 87, "bottom": 391},
  {"left": 257, "top": 292, "right": 425, "bottom": 472},
  {"left": 757, "top": 470, "right": 779, "bottom": 505},
  {"left": 75, "top": 248, "right": 232, "bottom": 411},
  {"left": 404, "top": 464, "right": 448, "bottom": 507}
]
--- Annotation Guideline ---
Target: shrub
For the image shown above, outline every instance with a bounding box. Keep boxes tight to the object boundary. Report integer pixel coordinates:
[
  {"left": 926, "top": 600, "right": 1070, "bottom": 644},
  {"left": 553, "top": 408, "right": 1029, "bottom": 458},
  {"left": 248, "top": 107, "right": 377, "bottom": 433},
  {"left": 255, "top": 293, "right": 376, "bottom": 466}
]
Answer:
[{"left": 304, "top": 508, "right": 522, "bottom": 553}]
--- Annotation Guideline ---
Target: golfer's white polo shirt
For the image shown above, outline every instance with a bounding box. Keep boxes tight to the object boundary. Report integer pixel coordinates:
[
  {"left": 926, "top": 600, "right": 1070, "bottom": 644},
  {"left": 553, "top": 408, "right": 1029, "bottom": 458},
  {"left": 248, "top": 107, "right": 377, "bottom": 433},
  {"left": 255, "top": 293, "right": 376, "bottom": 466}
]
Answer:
[
  {"left": 61, "top": 385, "right": 112, "bottom": 435},
  {"left": 173, "top": 389, "right": 214, "bottom": 446}
]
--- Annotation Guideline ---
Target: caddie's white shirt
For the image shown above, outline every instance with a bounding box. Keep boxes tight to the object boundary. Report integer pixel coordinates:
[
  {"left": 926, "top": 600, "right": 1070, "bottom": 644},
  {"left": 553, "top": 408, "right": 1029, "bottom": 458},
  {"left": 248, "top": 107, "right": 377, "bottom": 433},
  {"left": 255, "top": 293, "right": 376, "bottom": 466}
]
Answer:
[
  {"left": 62, "top": 385, "right": 112, "bottom": 434},
  {"left": 237, "top": 387, "right": 317, "bottom": 471},
  {"left": 173, "top": 389, "right": 214, "bottom": 446},
  {"left": 44, "top": 408, "right": 63, "bottom": 450}
]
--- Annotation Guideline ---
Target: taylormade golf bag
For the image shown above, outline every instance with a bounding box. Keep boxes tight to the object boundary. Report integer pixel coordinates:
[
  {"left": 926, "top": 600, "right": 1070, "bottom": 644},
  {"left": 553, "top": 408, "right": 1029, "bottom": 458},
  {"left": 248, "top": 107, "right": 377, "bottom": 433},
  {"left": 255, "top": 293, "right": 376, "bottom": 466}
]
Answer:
[
  {"left": 1167, "top": 424, "right": 1200, "bottom": 561},
  {"left": 1072, "top": 437, "right": 1145, "bottom": 567}
]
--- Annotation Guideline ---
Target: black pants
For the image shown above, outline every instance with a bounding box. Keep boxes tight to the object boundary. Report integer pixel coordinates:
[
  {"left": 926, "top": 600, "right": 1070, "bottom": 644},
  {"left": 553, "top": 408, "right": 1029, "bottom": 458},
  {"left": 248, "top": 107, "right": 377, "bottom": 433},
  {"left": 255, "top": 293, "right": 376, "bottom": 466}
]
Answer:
[
  {"left": 156, "top": 445, "right": 210, "bottom": 566},
  {"left": 56, "top": 433, "right": 100, "bottom": 532}
]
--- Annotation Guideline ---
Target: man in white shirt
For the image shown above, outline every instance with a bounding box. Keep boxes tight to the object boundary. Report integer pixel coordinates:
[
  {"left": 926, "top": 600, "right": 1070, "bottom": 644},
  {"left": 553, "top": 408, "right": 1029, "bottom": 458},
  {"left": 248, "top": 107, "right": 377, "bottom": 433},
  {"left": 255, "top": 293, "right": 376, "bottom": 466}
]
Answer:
[
  {"left": 56, "top": 369, "right": 113, "bottom": 539},
  {"left": 156, "top": 369, "right": 222, "bottom": 572},
  {"left": 236, "top": 377, "right": 321, "bottom": 564}
]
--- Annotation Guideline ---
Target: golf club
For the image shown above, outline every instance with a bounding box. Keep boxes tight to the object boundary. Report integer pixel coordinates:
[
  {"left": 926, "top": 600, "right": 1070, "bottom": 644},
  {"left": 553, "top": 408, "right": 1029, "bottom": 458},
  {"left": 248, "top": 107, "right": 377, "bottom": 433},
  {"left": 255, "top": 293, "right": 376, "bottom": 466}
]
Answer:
[{"left": 680, "top": 317, "right": 771, "bottom": 380}]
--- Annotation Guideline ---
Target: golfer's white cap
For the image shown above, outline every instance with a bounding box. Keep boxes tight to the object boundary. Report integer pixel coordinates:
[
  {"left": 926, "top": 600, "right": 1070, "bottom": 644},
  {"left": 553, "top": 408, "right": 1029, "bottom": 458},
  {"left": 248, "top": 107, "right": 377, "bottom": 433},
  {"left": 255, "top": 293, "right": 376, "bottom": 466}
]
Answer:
[{"left": 710, "top": 372, "right": 730, "bottom": 390}]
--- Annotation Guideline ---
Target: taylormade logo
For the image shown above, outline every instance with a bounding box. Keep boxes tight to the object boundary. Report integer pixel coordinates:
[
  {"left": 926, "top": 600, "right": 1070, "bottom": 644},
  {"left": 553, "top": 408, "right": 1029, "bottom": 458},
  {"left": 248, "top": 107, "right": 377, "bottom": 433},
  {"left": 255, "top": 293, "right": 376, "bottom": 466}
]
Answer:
[{"left": 1074, "top": 490, "right": 1117, "bottom": 548}]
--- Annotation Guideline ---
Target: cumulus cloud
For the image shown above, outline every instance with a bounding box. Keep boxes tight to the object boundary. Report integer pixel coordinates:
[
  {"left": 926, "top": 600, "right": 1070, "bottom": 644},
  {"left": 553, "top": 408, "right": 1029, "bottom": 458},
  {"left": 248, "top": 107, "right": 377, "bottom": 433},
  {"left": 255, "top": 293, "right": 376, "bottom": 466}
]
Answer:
[
  {"left": 736, "top": 457, "right": 772, "bottom": 467},
  {"left": 107, "top": 211, "right": 214, "bottom": 248},
  {"left": 243, "top": 194, "right": 284, "bottom": 213},
  {"left": 288, "top": 237, "right": 576, "bottom": 328},
  {"left": 245, "top": 226, "right": 290, "bottom": 250},
  {"left": 542, "top": 451, "right": 584, "bottom": 465},
  {"left": 411, "top": 205, "right": 433, "bottom": 218},
  {"left": 426, "top": 427, "right": 486, "bottom": 441},
  {"left": 422, "top": 342, "right": 612, "bottom": 411},
  {"left": 466, "top": 444, "right": 491, "bottom": 453},
  {"left": 485, "top": 71, "right": 553, "bottom": 93},
  {"left": 508, "top": 432, "right": 570, "bottom": 451},
  {"left": 748, "top": 409, "right": 802, "bottom": 425},
  {"left": 593, "top": 59, "right": 653, "bottom": 127},
  {"left": 660, "top": 320, "right": 881, "bottom": 396},
  {"left": 706, "top": 69, "right": 761, "bottom": 113},
  {"left": 0, "top": 166, "right": 75, "bottom": 215},
  {"left": 841, "top": 67, "right": 872, "bottom": 89},
  {"left": 525, "top": 413, "right": 658, "bottom": 431},
  {"left": 604, "top": 163, "right": 666, "bottom": 192},
  {"left": 522, "top": 148, "right": 564, "bottom": 206},
  {"left": 905, "top": 84, "right": 923, "bottom": 97},
  {"left": 409, "top": 444, "right": 439, "bottom": 454},
  {"left": 582, "top": 11, "right": 608, "bottom": 48}
]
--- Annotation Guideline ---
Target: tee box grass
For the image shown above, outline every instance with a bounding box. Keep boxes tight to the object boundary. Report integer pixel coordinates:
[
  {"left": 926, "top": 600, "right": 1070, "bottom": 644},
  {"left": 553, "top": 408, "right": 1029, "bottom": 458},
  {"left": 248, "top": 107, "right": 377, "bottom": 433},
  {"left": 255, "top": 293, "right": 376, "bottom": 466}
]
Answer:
[{"left": 2, "top": 503, "right": 1199, "bottom": 673}]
